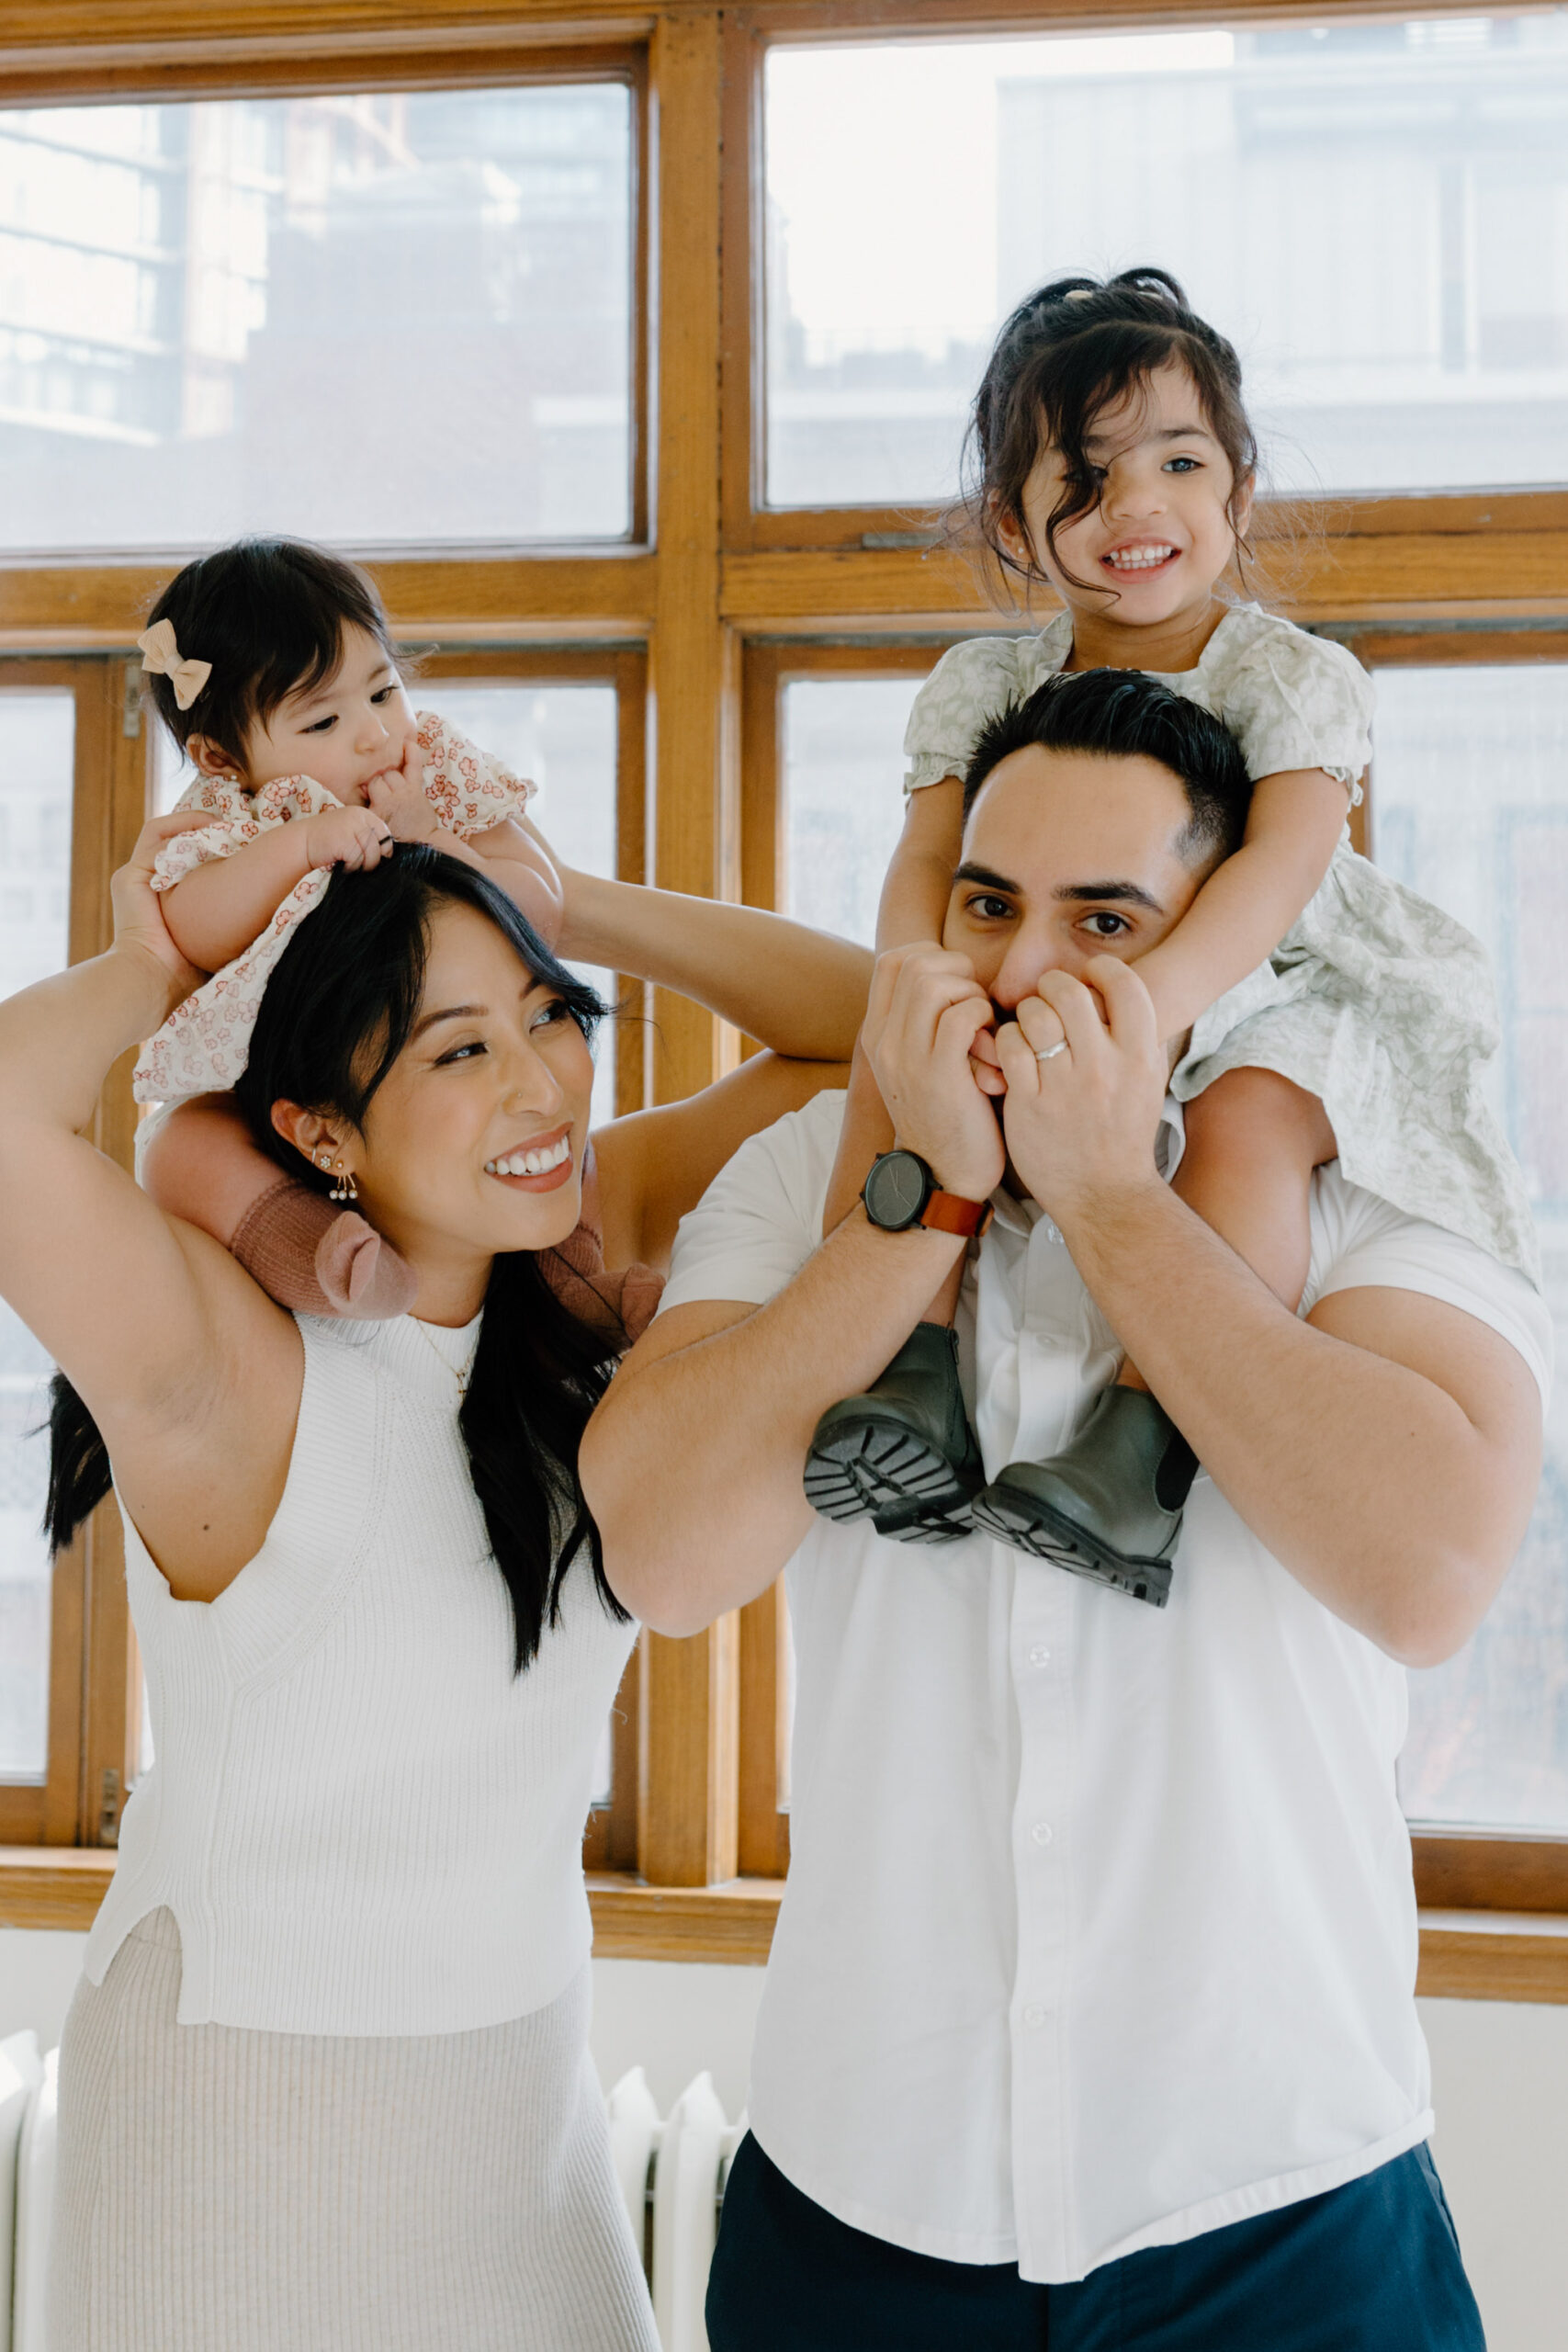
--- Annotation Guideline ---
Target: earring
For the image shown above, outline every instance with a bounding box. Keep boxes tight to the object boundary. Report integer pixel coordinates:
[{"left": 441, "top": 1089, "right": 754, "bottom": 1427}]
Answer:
[{"left": 329, "top": 1159, "right": 359, "bottom": 1205}]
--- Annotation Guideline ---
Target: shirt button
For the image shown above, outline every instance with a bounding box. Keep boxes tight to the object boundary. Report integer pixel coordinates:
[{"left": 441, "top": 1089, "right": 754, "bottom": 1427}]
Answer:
[
  {"left": 1031, "top": 1821, "right": 1054, "bottom": 1847},
  {"left": 1022, "top": 2004, "right": 1047, "bottom": 2029},
  {"left": 1028, "top": 1645, "right": 1051, "bottom": 1667}
]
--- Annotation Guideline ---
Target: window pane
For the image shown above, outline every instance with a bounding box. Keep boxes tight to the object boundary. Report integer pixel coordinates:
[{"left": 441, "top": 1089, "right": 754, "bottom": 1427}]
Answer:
[
  {"left": 0, "top": 692, "right": 74, "bottom": 1781},
  {"left": 765, "top": 11, "right": 1568, "bottom": 507},
  {"left": 1373, "top": 663, "right": 1568, "bottom": 1832},
  {"left": 0, "top": 86, "right": 632, "bottom": 552},
  {"left": 409, "top": 682, "right": 621, "bottom": 1128},
  {"left": 782, "top": 676, "right": 921, "bottom": 946}
]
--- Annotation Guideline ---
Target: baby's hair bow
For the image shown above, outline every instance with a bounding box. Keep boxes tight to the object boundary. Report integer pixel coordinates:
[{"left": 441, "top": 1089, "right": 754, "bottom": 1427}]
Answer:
[{"left": 138, "top": 618, "right": 212, "bottom": 712}]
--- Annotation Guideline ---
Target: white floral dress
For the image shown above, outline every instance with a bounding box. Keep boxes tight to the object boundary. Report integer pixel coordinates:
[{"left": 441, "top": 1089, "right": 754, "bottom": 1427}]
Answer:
[
  {"left": 906, "top": 604, "right": 1540, "bottom": 1283},
  {"left": 135, "top": 710, "right": 533, "bottom": 1105}
]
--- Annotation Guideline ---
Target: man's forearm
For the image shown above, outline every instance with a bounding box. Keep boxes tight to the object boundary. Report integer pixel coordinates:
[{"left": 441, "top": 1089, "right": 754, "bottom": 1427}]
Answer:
[
  {"left": 583, "top": 1207, "right": 964, "bottom": 1634},
  {"left": 1060, "top": 1178, "right": 1531, "bottom": 1661}
]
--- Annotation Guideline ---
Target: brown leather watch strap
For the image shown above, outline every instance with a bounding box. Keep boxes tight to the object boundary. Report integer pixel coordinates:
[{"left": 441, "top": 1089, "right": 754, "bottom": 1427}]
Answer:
[{"left": 919, "top": 1191, "right": 994, "bottom": 1238}]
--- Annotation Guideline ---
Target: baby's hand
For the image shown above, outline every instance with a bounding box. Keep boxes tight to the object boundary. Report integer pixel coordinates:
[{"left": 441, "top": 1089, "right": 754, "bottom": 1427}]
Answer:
[
  {"left": 302, "top": 803, "right": 394, "bottom": 873},
  {"left": 365, "top": 741, "right": 437, "bottom": 843}
]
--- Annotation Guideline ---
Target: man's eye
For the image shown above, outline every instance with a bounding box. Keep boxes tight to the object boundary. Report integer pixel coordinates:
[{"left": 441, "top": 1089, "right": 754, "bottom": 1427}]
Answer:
[
  {"left": 966, "top": 895, "right": 1013, "bottom": 922},
  {"left": 1083, "top": 911, "right": 1129, "bottom": 938}
]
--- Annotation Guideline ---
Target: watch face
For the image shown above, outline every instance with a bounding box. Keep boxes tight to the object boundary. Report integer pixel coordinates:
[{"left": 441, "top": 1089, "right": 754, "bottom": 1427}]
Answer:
[{"left": 865, "top": 1150, "right": 930, "bottom": 1230}]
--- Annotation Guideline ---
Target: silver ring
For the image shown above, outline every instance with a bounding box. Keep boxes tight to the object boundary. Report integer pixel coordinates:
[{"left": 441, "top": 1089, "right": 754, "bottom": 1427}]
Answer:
[{"left": 1035, "top": 1041, "right": 1068, "bottom": 1062}]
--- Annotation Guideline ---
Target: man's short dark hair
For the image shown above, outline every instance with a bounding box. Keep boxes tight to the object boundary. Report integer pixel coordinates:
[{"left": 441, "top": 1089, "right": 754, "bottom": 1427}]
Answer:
[{"left": 962, "top": 667, "right": 1253, "bottom": 867}]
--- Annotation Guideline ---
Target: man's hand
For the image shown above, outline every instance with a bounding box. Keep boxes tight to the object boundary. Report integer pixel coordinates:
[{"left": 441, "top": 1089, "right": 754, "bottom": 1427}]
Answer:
[
  {"left": 365, "top": 739, "right": 436, "bottom": 842},
  {"left": 994, "top": 955, "right": 1168, "bottom": 1224},
  {"left": 863, "top": 944, "right": 1004, "bottom": 1204}
]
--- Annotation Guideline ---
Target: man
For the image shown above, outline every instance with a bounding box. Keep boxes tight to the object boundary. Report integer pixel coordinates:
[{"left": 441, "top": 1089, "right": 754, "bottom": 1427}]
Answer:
[{"left": 582, "top": 670, "right": 1546, "bottom": 2348}]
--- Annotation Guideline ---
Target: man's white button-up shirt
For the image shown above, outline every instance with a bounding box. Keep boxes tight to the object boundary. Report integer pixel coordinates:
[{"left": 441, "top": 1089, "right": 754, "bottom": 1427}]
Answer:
[{"left": 657, "top": 1091, "right": 1551, "bottom": 2285}]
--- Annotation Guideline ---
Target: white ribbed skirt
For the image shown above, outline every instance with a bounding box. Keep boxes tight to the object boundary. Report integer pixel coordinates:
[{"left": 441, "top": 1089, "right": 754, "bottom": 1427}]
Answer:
[{"left": 48, "top": 1909, "right": 659, "bottom": 2352}]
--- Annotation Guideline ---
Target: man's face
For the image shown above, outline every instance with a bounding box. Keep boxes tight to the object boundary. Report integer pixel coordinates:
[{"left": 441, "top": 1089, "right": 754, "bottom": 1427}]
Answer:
[{"left": 942, "top": 743, "right": 1213, "bottom": 1016}]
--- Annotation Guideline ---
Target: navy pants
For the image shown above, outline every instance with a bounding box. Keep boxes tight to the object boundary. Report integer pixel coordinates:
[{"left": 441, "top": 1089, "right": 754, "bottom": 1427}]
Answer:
[{"left": 706, "top": 2133, "right": 1484, "bottom": 2351}]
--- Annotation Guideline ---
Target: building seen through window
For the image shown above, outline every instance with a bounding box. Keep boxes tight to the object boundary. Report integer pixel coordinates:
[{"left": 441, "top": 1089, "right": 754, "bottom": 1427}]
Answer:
[
  {"left": 0, "top": 85, "right": 634, "bottom": 551},
  {"left": 766, "top": 10, "right": 1568, "bottom": 506}
]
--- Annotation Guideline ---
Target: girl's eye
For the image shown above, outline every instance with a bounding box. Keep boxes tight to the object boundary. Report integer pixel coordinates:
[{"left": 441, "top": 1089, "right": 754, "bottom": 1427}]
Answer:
[
  {"left": 1163, "top": 456, "right": 1201, "bottom": 474},
  {"left": 965, "top": 894, "right": 1014, "bottom": 922}
]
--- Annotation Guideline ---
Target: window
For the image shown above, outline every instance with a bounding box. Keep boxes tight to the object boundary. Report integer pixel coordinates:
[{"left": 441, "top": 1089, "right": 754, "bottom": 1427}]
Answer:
[
  {"left": 764, "top": 10, "right": 1568, "bottom": 511},
  {"left": 0, "top": 82, "right": 637, "bottom": 552},
  {"left": 4, "top": 0, "right": 1567, "bottom": 1981}
]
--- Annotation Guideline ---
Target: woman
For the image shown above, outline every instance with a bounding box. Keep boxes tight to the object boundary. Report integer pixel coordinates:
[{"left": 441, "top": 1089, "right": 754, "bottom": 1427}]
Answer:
[{"left": 0, "top": 814, "right": 866, "bottom": 2350}]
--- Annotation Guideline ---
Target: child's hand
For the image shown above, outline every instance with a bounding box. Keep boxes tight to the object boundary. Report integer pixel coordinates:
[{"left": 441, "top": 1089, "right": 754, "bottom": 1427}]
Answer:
[
  {"left": 365, "top": 741, "right": 438, "bottom": 843},
  {"left": 302, "top": 803, "right": 395, "bottom": 873}
]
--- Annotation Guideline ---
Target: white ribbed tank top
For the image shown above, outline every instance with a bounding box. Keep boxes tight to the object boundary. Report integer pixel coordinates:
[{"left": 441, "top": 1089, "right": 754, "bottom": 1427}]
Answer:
[{"left": 85, "top": 1311, "right": 637, "bottom": 2037}]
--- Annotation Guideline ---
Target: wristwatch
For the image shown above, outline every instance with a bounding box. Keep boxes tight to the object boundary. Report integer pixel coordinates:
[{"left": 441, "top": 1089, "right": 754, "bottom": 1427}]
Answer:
[{"left": 862, "top": 1149, "right": 993, "bottom": 1238}]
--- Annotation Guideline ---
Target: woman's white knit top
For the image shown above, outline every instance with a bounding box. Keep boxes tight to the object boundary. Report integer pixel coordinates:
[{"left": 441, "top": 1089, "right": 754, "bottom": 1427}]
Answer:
[{"left": 84, "top": 1311, "right": 636, "bottom": 2037}]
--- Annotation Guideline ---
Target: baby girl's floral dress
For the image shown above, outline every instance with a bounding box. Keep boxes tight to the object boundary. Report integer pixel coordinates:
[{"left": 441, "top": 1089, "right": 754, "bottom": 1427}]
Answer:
[{"left": 135, "top": 711, "right": 533, "bottom": 1106}]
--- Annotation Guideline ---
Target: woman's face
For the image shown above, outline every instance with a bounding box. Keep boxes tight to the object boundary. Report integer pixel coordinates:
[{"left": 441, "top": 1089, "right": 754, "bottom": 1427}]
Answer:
[{"left": 333, "top": 901, "right": 597, "bottom": 1279}]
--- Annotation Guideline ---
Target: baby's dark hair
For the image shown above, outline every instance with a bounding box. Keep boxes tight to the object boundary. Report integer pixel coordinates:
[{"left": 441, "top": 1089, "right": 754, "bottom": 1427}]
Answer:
[
  {"left": 962, "top": 667, "right": 1253, "bottom": 869},
  {"left": 961, "top": 267, "right": 1258, "bottom": 601},
  {"left": 142, "top": 537, "right": 400, "bottom": 772}
]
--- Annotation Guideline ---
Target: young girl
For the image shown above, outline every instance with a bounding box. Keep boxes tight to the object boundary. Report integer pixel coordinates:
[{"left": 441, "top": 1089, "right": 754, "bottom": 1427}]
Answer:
[
  {"left": 807, "top": 267, "right": 1537, "bottom": 1598},
  {"left": 134, "top": 537, "right": 570, "bottom": 1320}
]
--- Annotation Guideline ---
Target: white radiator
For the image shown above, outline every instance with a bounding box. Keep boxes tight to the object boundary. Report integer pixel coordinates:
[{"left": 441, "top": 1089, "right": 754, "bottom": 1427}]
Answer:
[{"left": 0, "top": 2036, "right": 741, "bottom": 2352}]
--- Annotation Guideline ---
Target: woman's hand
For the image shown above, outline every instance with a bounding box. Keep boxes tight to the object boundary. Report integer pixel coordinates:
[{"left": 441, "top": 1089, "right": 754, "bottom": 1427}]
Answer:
[
  {"left": 994, "top": 956, "right": 1168, "bottom": 1225},
  {"left": 110, "top": 811, "right": 221, "bottom": 1005}
]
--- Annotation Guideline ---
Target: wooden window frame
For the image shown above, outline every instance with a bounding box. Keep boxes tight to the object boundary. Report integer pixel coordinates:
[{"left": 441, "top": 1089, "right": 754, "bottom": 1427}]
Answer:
[{"left": 0, "top": 0, "right": 1563, "bottom": 1996}]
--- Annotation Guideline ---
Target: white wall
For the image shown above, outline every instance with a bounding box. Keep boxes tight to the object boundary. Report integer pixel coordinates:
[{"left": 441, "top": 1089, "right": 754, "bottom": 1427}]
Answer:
[{"left": 4, "top": 1931, "right": 1564, "bottom": 2350}]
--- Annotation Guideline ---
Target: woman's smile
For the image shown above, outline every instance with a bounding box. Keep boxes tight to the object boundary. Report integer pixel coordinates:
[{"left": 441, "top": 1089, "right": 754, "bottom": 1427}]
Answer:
[{"left": 484, "top": 1125, "right": 575, "bottom": 1190}]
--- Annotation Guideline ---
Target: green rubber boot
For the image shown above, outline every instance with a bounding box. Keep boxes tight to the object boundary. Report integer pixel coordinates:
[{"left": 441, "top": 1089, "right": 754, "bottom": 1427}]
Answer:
[
  {"left": 971, "top": 1386, "right": 1197, "bottom": 1606},
  {"left": 804, "top": 1322, "right": 984, "bottom": 1545}
]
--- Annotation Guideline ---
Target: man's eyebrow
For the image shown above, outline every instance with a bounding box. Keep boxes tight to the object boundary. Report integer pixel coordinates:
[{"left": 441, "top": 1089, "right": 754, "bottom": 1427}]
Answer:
[
  {"left": 953, "top": 861, "right": 1021, "bottom": 894},
  {"left": 1055, "top": 879, "right": 1165, "bottom": 913}
]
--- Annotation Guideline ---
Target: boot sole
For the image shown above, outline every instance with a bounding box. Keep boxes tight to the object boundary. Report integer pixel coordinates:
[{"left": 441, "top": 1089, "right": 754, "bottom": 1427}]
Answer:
[
  {"left": 805, "top": 1410, "right": 979, "bottom": 1544},
  {"left": 970, "top": 1484, "right": 1174, "bottom": 1607}
]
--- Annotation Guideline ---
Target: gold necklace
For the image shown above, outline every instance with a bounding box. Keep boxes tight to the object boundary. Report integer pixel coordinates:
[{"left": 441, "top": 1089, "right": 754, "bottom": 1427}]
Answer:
[{"left": 408, "top": 1317, "right": 479, "bottom": 1399}]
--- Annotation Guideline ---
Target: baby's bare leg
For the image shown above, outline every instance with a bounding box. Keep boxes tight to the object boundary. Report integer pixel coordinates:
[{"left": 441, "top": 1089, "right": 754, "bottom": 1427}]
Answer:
[
  {"left": 1117, "top": 1067, "right": 1337, "bottom": 1394},
  {"left": 141, "top": 1094, "right": 415, "bottom": 1319}
]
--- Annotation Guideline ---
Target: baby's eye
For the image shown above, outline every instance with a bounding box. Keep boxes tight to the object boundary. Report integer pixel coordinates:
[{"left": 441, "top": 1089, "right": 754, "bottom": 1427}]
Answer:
[
  {"left": 370, "top": 684, "right": 400, "bottom": 707},
  {"left": 302, "top": 714, "right": 338, "bottom": 735}
]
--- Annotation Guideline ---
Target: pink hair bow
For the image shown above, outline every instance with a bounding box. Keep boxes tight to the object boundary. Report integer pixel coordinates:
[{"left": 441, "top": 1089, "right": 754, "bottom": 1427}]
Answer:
[{"left": 138, "top": 619, "right": 212, "bottom": 712}]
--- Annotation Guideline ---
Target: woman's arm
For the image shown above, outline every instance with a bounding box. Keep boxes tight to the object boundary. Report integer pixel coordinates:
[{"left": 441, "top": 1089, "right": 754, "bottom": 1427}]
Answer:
[
  {"left": 558, "top": 869, "right": 872, "bottom": 1063},
  {"left": 1131, "top": 768, "right": 1349, "bottom": 1042},
  {"left": 162, "top": 803, "right": 394, "bottom": 973},
  {"left": 0, "top": 818, "right": 299, "bottom": 1599}
]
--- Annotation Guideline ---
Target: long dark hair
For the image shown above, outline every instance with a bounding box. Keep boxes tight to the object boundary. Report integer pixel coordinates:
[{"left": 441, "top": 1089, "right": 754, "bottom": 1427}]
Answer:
[
  {"left": 143, "top": 537, "right": 401, "bottom": 773},
  {"left": 959, "top": 266, "right": 1258, "bottom": 601},
  {"left": 47, "top": 847, "right": 629, "bottom": 1673}
]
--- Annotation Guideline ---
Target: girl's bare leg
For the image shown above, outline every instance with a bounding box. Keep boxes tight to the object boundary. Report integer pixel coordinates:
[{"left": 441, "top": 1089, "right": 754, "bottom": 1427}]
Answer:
[{"left": 140, "top": 1094, "right": 416, "bottom": 1318}]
